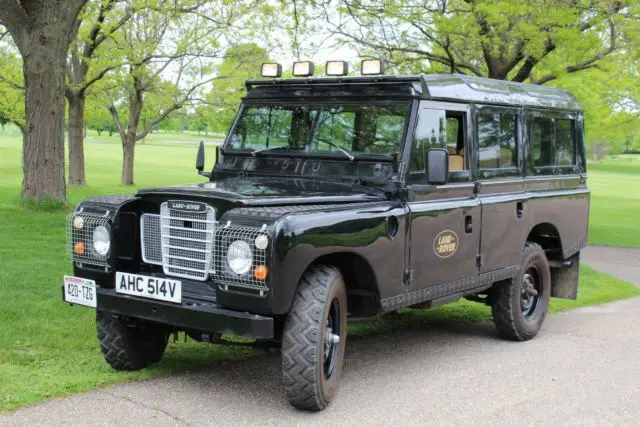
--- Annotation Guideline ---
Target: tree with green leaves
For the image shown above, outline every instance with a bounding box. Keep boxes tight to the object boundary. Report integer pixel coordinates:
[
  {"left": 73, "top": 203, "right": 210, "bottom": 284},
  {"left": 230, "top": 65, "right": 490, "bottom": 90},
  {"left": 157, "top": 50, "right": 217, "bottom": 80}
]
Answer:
[
  {"left": 300, "top": 0, "right": 637, "bottom": 84},
  {"left": 84, "top": 90, "right": 117, "bottom": 136},
  {"left": 0, "top": 34, "right": 24, "bottom": 132},
  {"left": 203, "top": 43, "right": 271, "bottom": 133},
  {"left": 66, "top": 0, "right": 135, "bottom": 186},
  {"left": 102, "top": 2, "right": 229, "bottom": 185},
  {"left": 0, "top": 0, "right": 88, "bottom": 204}
]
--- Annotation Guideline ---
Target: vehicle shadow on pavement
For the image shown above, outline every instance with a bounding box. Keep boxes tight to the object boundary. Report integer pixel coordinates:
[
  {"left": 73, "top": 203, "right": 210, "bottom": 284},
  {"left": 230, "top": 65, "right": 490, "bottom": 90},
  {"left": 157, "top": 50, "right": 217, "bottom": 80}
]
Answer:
[{"left": 139, "top": 315, "right": 503, "bottom": 415}]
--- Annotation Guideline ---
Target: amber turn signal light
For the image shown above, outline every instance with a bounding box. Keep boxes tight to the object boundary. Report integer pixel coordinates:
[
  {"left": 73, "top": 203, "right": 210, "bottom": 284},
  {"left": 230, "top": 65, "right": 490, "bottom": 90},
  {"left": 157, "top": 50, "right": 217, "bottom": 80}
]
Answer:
[
  {"left": 254, "top": 265, "right": 268, "bottom": 280},
  {"left": 74, "top": 242, "right": 85, "bottom": 255}
]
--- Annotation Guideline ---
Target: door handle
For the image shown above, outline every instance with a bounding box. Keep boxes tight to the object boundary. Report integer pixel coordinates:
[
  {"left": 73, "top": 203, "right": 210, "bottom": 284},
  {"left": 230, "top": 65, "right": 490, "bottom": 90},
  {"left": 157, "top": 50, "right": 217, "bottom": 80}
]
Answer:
[
  {"left": 516, "top": 201, "right": 524, "bottom": 218},
  {"left": 464, "top": 215, "right": 473, "bottom": 233}
]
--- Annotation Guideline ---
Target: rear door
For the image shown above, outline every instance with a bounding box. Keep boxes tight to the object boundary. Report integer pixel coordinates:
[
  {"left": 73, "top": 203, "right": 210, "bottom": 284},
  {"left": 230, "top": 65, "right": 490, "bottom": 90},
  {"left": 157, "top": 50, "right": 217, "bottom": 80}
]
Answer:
[
  {"left": 474, "top": 105, "right": 526, "bottom": 272},
  {"left": 406, "top": 101, "right": 481, "bottom": 294}
]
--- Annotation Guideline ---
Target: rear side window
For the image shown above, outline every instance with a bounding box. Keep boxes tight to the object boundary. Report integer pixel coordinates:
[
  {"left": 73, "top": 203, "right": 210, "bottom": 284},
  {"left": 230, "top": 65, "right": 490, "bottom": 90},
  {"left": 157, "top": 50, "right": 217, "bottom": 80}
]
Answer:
[
  {"left": 529, "top": 116, "right": 576, "bottom": 173},
  {"left": 531, "top": 118, "right": 555, "bottom": 167},
  {"left": 555, "top": 119, "right": 575, "bottom": 166},
  {"left": 477, "top": 111, "right": 518, "bottom": 171}
]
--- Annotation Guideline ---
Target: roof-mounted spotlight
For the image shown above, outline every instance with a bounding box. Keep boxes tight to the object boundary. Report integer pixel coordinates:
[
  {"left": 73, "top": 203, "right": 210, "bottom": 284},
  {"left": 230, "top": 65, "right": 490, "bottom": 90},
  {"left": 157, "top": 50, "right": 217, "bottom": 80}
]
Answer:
[
  {"left": 261, "top": 63, "right": 282, "bottom": 78},
  {"left": 361, "top": 59, "right": 384, "bottom": 75},
  {"left": 292, "top": 61, "right": 314, "bottom": 77},
  {"left": 326, "top": 60, "right": 349, "bottom": 76}
]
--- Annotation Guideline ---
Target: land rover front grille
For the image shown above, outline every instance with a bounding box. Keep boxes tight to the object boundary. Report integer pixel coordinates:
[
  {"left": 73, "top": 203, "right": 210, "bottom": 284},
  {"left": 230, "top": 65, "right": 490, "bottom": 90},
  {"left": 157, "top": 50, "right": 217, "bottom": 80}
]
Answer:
[
  {"left": 140, "top": 202, "right": 215, "bottom": 281},
  {"left": 140, "top": 203, "right": 269, "bottom": 291}
]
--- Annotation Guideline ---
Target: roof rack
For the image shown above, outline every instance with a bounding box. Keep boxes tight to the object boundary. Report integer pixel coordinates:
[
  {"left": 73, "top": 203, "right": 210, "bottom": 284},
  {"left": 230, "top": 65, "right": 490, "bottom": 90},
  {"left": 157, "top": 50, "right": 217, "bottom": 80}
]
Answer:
[{"left": 245, "top": 73, "right": 581, "bottom": 111}]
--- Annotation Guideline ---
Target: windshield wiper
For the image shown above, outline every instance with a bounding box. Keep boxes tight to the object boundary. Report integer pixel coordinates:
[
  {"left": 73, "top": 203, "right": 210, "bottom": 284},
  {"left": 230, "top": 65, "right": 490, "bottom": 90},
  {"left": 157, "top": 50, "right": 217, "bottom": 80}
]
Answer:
[
  {"left": 251, "top": 146, "right": 293, "bottom": 156},
  {"left": 315, "top": 137, "right": 355, "bottom": 161}
]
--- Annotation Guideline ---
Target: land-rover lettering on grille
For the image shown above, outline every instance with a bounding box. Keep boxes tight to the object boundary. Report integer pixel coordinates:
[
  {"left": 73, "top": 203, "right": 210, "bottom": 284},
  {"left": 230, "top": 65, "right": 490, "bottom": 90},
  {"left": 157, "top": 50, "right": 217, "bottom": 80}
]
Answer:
[{"left": 63, "top": 61, "right": 589, "bottom": 411}]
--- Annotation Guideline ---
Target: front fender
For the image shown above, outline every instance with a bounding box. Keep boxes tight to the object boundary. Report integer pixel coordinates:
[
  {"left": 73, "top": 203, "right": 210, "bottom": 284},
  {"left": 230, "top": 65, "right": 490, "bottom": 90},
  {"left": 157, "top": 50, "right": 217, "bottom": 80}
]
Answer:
[{"left": 269, "top": 202, "right": 408, "bottom": 314}]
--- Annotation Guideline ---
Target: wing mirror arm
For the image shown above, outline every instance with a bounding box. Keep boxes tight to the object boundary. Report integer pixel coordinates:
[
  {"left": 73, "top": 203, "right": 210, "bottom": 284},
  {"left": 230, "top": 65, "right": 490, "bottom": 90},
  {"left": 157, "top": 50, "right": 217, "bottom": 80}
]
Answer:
[{"left": 196, "top": 141, "right": 211, "bottom": 178}]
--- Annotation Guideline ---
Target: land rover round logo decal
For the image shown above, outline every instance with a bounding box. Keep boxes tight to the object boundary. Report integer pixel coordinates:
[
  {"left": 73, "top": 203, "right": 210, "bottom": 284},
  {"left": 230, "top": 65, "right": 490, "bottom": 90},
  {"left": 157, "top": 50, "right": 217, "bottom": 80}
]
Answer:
[{"left": 433, "top": 230, "right": 459, "bottom": 258}]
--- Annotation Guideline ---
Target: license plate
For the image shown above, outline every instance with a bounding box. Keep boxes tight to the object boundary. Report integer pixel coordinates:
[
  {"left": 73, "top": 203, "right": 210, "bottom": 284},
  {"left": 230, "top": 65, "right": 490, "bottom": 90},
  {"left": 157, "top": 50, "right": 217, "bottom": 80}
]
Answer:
[
  {"left": 63, "top": 276, "right": 97, "bottom": 308},
  {"left": 115, "top": 272, "right": 182, "bottom": 303}
]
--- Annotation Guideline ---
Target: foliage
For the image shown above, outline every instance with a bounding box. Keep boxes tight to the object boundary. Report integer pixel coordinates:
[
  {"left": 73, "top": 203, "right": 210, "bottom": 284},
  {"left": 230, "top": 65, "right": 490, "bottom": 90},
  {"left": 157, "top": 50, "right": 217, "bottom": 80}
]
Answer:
[
  {"left": 202, "top": 43, "right": 271, "bottom": 133},
  {"left": 295, "top": 0, "right": 639, "bottom": 84},
  {"left": 84, "top": 94, "right": 117, "bottom": 135},
  {"left": 0, "top": 40, "right": 24, "bottom": 131}
]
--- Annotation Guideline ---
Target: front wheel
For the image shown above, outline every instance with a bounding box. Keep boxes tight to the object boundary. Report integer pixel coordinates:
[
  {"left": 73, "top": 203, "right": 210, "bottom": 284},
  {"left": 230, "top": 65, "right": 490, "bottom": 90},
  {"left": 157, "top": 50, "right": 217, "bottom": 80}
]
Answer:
[
  {"left": 97, "top": 311, "right": 169, "bottom": 371},
  {"left": 281, "top": 265, "right": 347, "bottom": 411},
  {"left": 491, "top": 242, "right": 551, "bottom": 341}
]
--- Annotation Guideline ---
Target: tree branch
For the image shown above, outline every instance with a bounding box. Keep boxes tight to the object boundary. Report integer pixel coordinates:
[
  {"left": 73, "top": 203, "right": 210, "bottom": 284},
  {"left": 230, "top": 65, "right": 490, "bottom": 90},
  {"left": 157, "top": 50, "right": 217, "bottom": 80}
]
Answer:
[
  {"left": 0, "top": 74, "right": 24, "bottom": 90},
  {"left": 0, "top": 0, "right": 28, "bottom": 52},
  {"left": 135, "top": 76, "right": 219, "bottom": 141},
  {"left": 532, "top": 19, "right": 617, "bottom": 85},
  {"left": 107, "top": 103, "right": 126, "bottom": 142},
  {"left": 511, "top": 37, "right": 557, "bottom": 83}
]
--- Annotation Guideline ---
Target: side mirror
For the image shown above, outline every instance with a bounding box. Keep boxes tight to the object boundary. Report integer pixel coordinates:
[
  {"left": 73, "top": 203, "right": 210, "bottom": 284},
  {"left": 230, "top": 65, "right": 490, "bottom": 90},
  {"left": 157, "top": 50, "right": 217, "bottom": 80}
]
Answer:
[
  {"left": 196, "top": 141, "right": 210, "bottom": 177},
  {"left": 426, "top": 148, "right": 448, "bottom": 185}
]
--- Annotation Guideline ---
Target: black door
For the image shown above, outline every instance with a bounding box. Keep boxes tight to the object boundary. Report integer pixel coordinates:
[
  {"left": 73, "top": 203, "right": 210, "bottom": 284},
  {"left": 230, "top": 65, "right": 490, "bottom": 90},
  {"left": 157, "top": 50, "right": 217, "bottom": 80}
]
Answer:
[
  {"left": 474, "top": 106, "right": 526, "bottom": 273},
  {"left": 406, "top": 101, "right": 480, "bottom": 294}
]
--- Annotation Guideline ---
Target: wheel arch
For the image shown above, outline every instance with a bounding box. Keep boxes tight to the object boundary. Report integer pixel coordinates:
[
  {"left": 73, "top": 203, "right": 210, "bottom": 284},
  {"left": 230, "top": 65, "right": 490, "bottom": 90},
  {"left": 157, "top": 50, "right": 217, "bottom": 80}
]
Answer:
[
  {"left": 304, "top": 252, "right": 381, "bottom": 317},
  {"left": 526, "top": 222, "right": 563, "bottom": 261}
]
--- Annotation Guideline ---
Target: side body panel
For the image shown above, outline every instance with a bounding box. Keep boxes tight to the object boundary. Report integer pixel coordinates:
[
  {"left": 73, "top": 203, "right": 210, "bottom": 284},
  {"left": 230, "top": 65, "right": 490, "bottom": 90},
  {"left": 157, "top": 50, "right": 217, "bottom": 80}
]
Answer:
[
  {"left": 476, "top": 106, "right": 589, "bottom": 273},
  {"left": 523, "top": 176, "right": 590, "bottom": 258},
  {"left": 268, "top": 202, "right": 408, "bottom": 315},
  {"left": 476, "top": 180, "right": 526, "bottom": 271}
]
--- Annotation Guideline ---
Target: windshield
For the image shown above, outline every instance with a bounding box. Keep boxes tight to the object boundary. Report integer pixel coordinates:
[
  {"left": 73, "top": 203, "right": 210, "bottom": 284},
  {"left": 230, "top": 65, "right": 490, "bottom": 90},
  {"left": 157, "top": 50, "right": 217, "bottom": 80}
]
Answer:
[{"left": 225, "top": 103, "right": 410, "bottom": 157}]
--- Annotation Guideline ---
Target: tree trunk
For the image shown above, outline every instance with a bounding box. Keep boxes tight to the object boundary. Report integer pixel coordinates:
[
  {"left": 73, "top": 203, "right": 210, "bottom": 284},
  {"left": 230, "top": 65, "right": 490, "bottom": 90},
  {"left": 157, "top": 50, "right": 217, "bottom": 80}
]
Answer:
[
  {"left": 121, "top": 136, "right": 135, "bottom": 185},
  {"left": 21, "top": 35, "right": 68, "bottom": 203},
  {"left": 67, "top": 93, "right": 86, "bottom": 185}
]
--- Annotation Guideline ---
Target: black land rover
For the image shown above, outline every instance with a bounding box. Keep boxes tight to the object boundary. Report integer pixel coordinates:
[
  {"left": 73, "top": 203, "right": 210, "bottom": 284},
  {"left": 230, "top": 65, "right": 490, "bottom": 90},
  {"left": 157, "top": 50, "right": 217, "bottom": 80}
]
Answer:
[{"left": 63, "top": 64, "right": 589, "bottom": 411}]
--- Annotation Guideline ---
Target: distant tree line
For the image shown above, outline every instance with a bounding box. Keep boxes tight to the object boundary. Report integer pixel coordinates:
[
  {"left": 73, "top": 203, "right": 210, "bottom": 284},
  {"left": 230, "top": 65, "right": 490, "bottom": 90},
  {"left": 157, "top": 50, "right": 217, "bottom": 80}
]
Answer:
[{"left": 0, "top": 0, "right": 639, "bottom": 205}]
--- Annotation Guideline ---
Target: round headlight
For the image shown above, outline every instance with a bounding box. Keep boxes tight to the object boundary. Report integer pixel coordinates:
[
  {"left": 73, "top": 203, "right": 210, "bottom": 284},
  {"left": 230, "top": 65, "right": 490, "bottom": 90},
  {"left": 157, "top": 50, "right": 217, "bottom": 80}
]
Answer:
[
  {"left": 227, "top": 240, "right": 252, "bottom": 275},
  {"left": 92, "top": 225, "right": 111, "bottom": 257}
]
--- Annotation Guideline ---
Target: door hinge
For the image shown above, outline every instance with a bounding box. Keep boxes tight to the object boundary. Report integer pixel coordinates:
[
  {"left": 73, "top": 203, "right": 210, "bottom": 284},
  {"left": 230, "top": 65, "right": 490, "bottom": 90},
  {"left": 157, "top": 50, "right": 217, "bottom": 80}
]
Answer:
[
  {"left": 476, "top": 254, "right": 483, "bottom": 268},
  {"left": 403, "top": 267, "right": 413, "bottom": 285}
]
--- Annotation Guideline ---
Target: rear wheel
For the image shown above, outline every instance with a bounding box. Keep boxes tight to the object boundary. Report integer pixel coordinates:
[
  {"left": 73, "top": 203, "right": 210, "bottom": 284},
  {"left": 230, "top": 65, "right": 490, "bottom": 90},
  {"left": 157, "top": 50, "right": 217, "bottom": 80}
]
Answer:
[
  {"left": 491, "top": 242, "right": 551, "bottom": 341},
  {"left": 282, "top": 265, "right": 347, "bottom": 411},
  {"left": 97, "top": 311, "right": 169, "bottom": 371}
]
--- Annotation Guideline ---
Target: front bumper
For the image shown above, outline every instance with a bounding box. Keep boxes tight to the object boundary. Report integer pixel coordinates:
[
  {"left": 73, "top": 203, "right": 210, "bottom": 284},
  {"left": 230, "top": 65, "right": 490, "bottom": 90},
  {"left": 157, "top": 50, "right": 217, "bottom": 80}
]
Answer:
[{"left": 76, "top": 287, "right": 274, "bottom": 339}]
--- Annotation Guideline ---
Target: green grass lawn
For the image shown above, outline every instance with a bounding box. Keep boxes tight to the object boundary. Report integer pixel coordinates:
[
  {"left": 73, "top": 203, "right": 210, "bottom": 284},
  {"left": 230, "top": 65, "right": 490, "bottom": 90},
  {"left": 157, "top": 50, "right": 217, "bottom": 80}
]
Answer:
[
  {"left": 588, "top": 156, "right": 640, "bottom": 247},
  {"left": 0, "top": 132, "right": 638, "bottom": 412}
]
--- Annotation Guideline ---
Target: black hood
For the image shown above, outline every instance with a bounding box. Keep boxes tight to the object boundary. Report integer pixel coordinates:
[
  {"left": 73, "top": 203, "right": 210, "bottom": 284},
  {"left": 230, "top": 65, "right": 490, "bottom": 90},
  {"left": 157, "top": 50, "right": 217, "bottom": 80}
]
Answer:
[{"left": 136, "top": 176, "right": 387, "bottom": 206}]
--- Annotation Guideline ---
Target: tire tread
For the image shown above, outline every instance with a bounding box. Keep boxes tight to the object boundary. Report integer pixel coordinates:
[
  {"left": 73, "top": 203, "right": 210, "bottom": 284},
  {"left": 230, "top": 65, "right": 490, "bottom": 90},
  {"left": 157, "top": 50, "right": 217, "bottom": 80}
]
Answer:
[
  {"left": 282, "top": 265, "right": 342, "bottom": 411},
  {"left": 97, "top": 311, "right": 167, "bottom": 371},
  {"left": 491, "top": 242, "right": 549, "bottom": 341}
]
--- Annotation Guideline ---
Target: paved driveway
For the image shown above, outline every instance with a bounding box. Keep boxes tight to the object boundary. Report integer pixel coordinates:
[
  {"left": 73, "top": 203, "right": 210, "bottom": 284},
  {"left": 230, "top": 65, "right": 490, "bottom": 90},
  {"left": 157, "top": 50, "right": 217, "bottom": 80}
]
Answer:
[
  {"left": 2, "top": 246, "right": 639, "bottom": 426},
  {"left": 582, "top": 246, "right": 640, "bottom": 287}
]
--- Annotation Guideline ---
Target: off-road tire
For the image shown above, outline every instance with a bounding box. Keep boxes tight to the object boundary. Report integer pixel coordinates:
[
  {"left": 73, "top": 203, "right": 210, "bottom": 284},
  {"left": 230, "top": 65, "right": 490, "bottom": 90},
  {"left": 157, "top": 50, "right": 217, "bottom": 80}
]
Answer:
[
  {"left": 282, "top": 265, "right": 347, "bottom": 411},
  {"left": 97, "top": 310, "right": 169, "bottom": 371},
  {"left": 491, "top": 242, "right": 551, "bottom": 341}
]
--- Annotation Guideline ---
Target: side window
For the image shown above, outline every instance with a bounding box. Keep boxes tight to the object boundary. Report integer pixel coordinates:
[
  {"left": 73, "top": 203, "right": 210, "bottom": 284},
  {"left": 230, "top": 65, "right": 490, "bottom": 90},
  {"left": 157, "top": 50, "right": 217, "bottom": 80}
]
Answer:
[
  {"left": 477, "top": 111, "right": 518, "bottom": 172},
  {"left": 529, "top": 116, "right": 576, "bottom": 174},
  {"left": 531, "top": 118, "right": 554, "bottom": 167},
  {"left": 409, "top": 107, "right": 468, "bottom": 183},
  {"left": 555, "top": 119, "right": 575, "bottom": 166}
]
